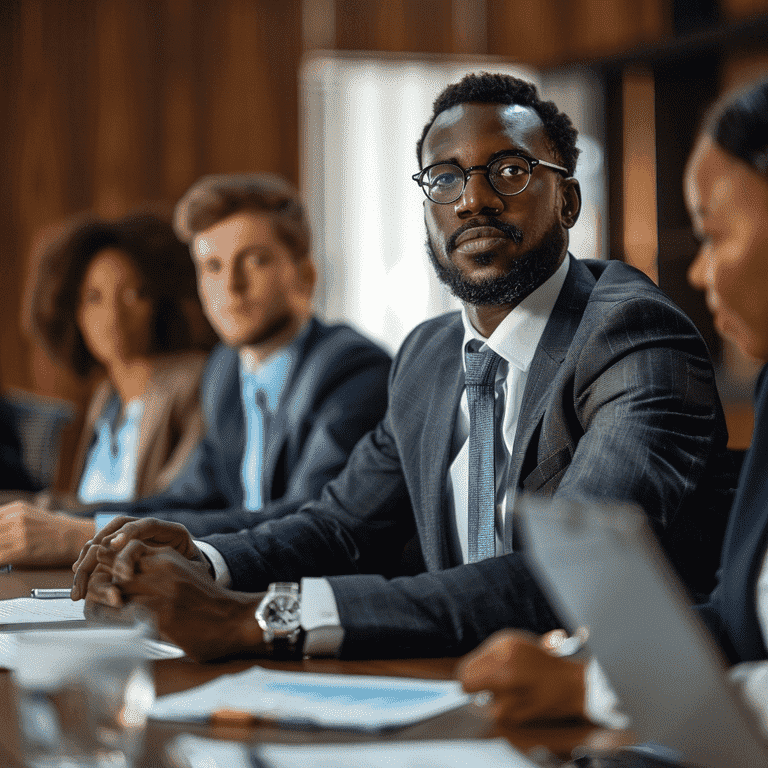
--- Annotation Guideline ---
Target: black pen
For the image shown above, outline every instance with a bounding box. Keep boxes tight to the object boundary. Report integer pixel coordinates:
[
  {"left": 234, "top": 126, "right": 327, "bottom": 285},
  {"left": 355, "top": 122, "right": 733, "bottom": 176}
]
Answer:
[{"left": 30, "top": 589, "right": 72, "bottom": 599}]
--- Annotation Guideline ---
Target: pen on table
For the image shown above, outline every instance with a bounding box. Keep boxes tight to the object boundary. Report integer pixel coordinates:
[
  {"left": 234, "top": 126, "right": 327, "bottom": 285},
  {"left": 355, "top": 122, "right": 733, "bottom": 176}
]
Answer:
[{"left": 30, "top": 588, "right": 73, "bottom": 599}]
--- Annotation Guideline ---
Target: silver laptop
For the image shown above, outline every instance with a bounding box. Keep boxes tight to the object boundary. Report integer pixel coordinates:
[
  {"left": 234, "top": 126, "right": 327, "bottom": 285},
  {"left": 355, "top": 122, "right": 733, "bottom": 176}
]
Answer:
[{"left": 516, "top": 495, "right": 768, "bottom": 768}]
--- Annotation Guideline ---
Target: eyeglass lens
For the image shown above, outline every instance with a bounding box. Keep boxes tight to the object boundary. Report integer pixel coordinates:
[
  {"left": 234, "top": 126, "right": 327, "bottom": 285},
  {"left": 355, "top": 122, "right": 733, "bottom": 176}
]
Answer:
[{"left": 422, "top": 156, "right": 531, "bottom": 203}]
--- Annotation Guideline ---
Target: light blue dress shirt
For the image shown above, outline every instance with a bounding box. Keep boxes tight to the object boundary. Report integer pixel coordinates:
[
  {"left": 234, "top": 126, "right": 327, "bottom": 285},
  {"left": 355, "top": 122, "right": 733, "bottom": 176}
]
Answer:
[
  {"left": 77, "top": 396, "right": 145, "bottom": 505},
  {"left": 238, "top": 334, "right": 302, "bottom": 511}
]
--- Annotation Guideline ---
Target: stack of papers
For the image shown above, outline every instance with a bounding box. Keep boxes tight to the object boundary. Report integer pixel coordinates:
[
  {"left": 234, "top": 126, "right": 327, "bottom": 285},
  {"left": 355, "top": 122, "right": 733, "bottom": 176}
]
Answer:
[
  {"left": 0, "top": 598, "right": 185, "bottom": 664},
  {"left": 168, "top": 736, "right": 538, "bottom": 768},
  {"left": 0, "top": 597, "right": 86, "bottom": 625},
  {"left": 152, "top": 666, "right": 472, "bottom": 731}
]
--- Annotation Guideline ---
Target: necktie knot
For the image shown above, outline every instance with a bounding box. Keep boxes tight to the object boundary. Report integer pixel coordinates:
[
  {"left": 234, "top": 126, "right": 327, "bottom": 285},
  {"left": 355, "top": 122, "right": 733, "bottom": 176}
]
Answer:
[{"left": 465, "top": 348, "right": 502, "bottom": 388}]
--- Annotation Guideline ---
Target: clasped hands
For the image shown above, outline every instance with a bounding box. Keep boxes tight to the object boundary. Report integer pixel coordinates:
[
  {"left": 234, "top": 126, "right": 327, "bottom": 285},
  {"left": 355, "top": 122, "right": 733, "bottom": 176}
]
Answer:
[{"left": 70, "top": 517, "right": 265, "bottom": 661}]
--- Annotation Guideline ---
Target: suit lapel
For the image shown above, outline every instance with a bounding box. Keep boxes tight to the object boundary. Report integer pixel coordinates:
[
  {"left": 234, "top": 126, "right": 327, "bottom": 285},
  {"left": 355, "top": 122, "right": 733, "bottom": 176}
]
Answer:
[
  {"left": 420, "top": 316, "right": 465, "bottom": 570},
  {"left": 506, "top": 257, "right": 596, "bottom": 513}
]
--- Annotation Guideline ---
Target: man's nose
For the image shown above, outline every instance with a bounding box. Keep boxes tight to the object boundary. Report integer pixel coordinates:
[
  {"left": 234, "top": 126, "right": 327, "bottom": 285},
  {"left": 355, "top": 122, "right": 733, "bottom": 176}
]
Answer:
[
  {"left": 226, "top": 263, "right": 247, "bottom": 294},
  {"left": 454, "top": 171, "right": 503, "bottom": 218}
]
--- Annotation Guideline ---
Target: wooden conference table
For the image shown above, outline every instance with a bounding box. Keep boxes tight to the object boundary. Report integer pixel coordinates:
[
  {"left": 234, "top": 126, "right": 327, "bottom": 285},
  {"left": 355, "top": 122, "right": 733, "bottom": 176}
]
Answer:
[{"left": 0, "top": 568, "right": 623, "bottom": 767}]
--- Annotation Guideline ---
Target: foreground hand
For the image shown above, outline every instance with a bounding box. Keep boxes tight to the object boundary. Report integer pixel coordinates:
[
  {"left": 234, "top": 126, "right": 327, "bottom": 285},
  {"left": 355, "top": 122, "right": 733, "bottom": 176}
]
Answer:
[
  {"left": 85, "top": 546, "right": 264, "bottom": 661},
  {"left": 457, "top": 629, "right": 587, "bottom": 725},
  {"left": 71, "top": 517, "right": 201, "bottom": 600},
  {"left": 0, "top": 502, "right": 95, "bottom": 567}
]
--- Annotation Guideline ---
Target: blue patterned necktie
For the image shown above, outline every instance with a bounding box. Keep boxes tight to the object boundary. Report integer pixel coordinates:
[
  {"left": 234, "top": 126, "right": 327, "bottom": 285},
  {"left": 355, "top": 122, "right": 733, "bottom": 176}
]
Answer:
[{"left": 465, "top": 346, "right": 502, "bottom": 562}]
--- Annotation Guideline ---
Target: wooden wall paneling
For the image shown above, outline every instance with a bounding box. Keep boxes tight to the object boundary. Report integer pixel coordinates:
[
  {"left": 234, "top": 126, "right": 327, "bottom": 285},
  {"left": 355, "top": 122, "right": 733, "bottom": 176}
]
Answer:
[
  {"left": 0, "top": 0, "right": 24, "bottom": 392},
  {"left": 251, "top": 0, "right": 304, "bottom": 184},
  {"left": 653, "top": 54, "right": 722, "bottom": 362},
  {"left": 159, "top": 0, "right": 205, "bottom": 202},
  {"left": 721, "top": 0, "right": 768, "bottom": 20},
  {"left": 487, "top": 0, "right": 567, "bottom": 66},
  {"left": 569, "top": 0, "right": 669, "bottom": 59},
  {"left": 334, "top": 0, "right": 453, "bottom": 54},
  {"left": 201, "top": 0, "right": 297, "bottom": 179},
  {"left": 621, "top": 67, "right": 658, "bottom": 283},
  {"left": 91, "top": 0, "right": 162, "bottom": 216}
]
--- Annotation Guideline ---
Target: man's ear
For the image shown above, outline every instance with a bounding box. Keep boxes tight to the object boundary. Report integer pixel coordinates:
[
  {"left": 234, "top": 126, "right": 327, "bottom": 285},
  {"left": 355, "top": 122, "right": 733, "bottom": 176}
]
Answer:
[{"left": 559, "top": 178, "right": 581, "bottom": 229}]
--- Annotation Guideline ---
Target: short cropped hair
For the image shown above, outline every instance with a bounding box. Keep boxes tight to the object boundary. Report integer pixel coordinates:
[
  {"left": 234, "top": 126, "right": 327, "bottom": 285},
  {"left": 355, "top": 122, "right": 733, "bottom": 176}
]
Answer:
[
  {"left": 703, "top": 78, "right": 768, "bottom": 177},
  {"left": 28, "top": 212, "right": 212, "bottom": 378},
  {"left": 173, "top": 173, "right": 311, "bottom": 261},
  {"left": 416, "top": 72, "right": 580, "bottom": 176}
]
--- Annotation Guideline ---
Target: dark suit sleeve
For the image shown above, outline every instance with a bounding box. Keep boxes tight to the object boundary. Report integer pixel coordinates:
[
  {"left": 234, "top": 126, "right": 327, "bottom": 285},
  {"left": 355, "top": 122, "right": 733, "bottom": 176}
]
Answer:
[
  {"left": 144, "top": 342, "right": 392, "bottom": 536},
  {"left": 543, "top": 294, "right": 732, "bottom": 596}
]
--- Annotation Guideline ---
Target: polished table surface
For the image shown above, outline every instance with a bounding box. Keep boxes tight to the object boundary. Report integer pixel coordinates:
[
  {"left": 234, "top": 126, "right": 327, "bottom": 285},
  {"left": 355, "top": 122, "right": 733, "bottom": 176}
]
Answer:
[{"left": 0, "top": 569, "right": 622, "bottom": 767}]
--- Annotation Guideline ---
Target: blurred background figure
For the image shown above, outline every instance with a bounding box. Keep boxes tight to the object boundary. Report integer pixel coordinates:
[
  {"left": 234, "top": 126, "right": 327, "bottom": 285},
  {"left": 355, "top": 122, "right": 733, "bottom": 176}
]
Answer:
[
  {"left": 30, "top": 211, "right": 216, "bottom": 505},
  {"left": 0, "top": 212, "right": 215, "bottom": 565}
]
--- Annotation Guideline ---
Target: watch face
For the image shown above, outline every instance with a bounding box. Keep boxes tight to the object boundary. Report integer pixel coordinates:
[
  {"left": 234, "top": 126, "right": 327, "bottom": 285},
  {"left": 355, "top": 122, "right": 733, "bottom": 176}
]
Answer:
[{"left": 260, "top": 594, "right": 301, "bottom": 636}]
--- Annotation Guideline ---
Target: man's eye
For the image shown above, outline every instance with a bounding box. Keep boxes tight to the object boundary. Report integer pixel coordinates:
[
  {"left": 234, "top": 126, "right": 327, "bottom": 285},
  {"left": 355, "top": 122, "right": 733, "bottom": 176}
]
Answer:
[
  {"left": 431, "top": 171, "right": 460, "bottom": 188},
  {"left": 244, "top": 251, "right": 272, "bottom": 267},
  {"left": 497, "top": 162, "right": 526, "bottom": 177}
]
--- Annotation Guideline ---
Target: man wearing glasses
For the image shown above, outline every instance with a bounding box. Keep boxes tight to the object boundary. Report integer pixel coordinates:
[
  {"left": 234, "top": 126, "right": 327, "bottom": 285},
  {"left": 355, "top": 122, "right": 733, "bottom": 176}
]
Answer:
[{"left": 75, "top": 72, "right": 732, "bottom": 662}]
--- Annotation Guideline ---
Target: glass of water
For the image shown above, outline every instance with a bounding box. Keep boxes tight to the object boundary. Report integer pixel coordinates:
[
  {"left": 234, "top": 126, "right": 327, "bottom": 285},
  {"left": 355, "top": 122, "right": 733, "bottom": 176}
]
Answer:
[{"left": 12, "top": 622, "right": 155, "bottom": 768}]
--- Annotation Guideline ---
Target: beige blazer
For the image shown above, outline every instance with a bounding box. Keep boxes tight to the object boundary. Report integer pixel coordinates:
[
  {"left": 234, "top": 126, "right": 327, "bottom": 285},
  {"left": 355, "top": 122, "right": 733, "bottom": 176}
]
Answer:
[{"left": 69, "top": 350, "right": 208, "bottom": 500}]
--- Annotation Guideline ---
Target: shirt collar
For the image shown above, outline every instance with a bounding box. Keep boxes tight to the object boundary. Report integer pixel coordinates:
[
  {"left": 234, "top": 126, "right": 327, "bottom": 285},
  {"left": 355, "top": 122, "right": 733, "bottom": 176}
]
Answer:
[
  {"left": 238, "top": 319, "right": 311, "bottom": 411},
  {"left": 460, "top": 254, "right": 570, "bottom": 373}
]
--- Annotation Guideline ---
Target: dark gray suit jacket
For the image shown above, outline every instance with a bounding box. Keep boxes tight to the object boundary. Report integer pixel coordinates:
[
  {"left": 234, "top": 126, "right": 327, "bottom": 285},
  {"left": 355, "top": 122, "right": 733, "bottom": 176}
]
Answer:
[
  {"left": 205, "top": 258, "right": 733, "bottom": 657},
  {"left": 96, "top": 318, "right": 391, "bottom": 537}
]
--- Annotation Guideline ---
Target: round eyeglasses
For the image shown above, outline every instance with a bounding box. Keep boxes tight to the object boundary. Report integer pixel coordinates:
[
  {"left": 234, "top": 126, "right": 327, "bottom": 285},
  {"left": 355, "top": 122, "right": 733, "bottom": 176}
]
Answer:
[{"left": 412, "top": 153, "right": 569, "bottom": 204}]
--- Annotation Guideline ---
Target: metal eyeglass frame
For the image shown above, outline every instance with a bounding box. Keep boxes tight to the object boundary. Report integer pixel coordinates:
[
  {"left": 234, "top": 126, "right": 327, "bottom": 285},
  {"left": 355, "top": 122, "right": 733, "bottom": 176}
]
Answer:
[{"left": 412, "top": 152, "right": 570, "bottom": 204}]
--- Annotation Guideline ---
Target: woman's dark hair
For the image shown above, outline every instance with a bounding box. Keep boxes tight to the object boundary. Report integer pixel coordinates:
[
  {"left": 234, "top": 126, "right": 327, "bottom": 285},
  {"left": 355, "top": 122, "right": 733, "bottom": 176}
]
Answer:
[
  {"left": 28, "top": 211, "right": 215, "bottom": 377},
  {"left": 704, "top": 78, "right": 768, "bottom": 176}
]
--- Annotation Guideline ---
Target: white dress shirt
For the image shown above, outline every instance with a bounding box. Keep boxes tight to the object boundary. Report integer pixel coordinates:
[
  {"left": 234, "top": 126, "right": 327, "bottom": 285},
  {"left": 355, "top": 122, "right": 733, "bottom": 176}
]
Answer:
[{"left": 199, "top": 256, "right": 571, "bottom": 656}]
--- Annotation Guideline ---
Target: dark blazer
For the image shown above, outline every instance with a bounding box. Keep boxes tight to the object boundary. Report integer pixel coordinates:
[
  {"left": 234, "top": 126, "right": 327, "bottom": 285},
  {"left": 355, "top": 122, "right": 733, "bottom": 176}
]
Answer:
[
  {"left": 697, "top": 364, "right": 768, "bottom": 664},
  {"left": 97, "top": 318, "right": 391, "bottom": 537},
  {"left": 204, "top": 258, "right": 733, "bottom": 658}
]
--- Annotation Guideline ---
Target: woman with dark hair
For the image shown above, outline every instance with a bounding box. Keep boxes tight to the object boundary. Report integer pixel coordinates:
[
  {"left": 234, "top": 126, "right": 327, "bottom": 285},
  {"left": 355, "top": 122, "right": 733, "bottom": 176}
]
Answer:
[
  {"left": 0, "top": 211, "right": 214, "bottom": 565},
  {"left": 457, "top": 76, "right": 768, "bottom": 733}
]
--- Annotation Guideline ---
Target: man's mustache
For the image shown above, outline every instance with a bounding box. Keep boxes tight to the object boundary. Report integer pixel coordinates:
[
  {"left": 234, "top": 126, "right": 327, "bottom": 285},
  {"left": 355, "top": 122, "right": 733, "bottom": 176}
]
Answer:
[{"left": 446, "top": 218, "right": 524, "bottom": 253}]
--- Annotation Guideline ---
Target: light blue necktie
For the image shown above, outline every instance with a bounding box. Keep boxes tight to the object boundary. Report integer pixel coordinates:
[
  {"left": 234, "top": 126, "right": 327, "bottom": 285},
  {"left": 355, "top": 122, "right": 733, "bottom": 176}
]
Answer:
[{"left": 465, "top": 346, "right": 502, "bottom": 562}]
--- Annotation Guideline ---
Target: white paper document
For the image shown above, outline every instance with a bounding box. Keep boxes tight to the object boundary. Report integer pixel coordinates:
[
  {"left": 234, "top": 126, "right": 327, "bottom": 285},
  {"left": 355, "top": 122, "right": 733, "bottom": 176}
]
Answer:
[
  {"left": 168, "top": 735, "right": 538, "bottom": 768},
  {"left": 0, "top": 597, "right": 86, "bottom": 624},
  {"left": 0, "top": 631, "right": 185, "bottom": 668},
  {"left": 152, "top": 666, "right": 472, "bottom": 731}
]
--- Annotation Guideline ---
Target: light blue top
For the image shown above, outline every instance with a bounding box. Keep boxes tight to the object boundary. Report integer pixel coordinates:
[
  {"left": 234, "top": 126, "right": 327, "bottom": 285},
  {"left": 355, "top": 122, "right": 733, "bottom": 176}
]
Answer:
[
  {"left": 239, "top": 330, "right": 305, "bottom": 511},
  {"left": 77, "top": 397, "right": 145, "bottom": 504}
]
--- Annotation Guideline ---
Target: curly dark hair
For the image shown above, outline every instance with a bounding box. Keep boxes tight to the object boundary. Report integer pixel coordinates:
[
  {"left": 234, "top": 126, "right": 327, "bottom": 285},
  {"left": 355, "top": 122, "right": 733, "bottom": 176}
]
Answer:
[
  {"left": 174, "top": 173, "right": 310, "bottom": 261},
  {"left": 703, "top": 77, "right": 768, "bottom": 177},
  {"left": 28, "top": 211, "right": 215, "bottom": 378},
  {"left": 416, "top": 72, "right": 580, "bottom": 176}
]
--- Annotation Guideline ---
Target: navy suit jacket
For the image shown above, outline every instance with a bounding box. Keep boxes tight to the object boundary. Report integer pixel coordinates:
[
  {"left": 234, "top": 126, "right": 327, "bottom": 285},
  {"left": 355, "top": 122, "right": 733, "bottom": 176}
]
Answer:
[
  {"left": 97, "top": 318, "right": 391, "bottom": 537},
  {"left": 697, "top": 364, "right": 768, "bottom": 664},
  {"left": 204, "top": 258, "right": 733, "bottom": 658}
]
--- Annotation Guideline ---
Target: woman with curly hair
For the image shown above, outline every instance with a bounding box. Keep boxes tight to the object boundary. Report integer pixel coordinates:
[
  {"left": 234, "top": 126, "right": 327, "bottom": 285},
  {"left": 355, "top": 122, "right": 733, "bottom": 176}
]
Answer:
[{"left": 0, "top": 211, "right": 214, "bottom": 565}]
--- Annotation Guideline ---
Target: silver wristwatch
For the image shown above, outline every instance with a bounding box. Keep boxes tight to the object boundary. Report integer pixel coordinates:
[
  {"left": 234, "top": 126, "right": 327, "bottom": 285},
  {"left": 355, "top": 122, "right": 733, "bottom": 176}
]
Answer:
[{"left": 255, "top": 582, "right": 304, "bottom": 658}]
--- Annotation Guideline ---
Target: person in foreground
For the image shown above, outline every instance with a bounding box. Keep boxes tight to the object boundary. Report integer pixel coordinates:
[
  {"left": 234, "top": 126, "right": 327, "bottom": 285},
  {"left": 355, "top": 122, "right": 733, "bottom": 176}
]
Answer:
[
  {"left": 459, "top": 76, "right": 768, "bottom": 730},
  {"left": 0, "top": 175, "right": 391, "bottom": 566},
  {"left": 0, "top": 212, "right": 215, "bottom": 567},
  {"left": 73, "top": 72, "right": 732, "bottom": 663}
]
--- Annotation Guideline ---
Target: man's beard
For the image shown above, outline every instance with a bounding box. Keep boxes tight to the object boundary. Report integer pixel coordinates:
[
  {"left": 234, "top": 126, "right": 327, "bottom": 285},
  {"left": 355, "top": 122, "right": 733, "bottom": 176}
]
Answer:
[{"left": 427, "top": 219, "right": 566, "bottom": 306}]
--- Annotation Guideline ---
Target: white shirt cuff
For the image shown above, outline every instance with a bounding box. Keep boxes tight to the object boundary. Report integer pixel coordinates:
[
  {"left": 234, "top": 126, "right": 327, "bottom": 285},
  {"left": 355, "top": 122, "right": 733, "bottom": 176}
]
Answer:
[
  {"left": 729, "top": 661, "right": 768, "bottom": 738},
  {"left": 584, "top": 658, "right": 631, "bottom": 729},
  {"left": 300, "top": 577, "right": 345, "bottom": 657},
  {"left": 194, "top": 540, "right": 232, "bottom": 588}
]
